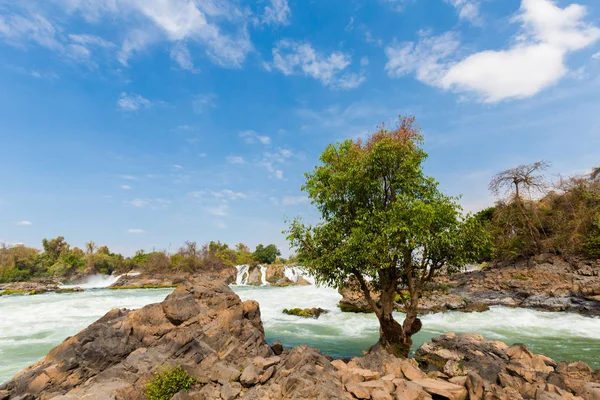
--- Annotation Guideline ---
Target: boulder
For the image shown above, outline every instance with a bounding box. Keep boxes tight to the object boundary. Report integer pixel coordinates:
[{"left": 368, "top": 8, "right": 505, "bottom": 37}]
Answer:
[
  {"left": 2, "top": 278, "right": 271, "bottom": 399},
  {"left": 282, "top": 307, "right": 329, "bottom": 319}
]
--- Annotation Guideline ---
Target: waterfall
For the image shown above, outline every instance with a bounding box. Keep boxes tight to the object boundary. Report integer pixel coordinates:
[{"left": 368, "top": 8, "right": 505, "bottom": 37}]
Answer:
[
  {"left": 260, "top": 265, "right": 269, "bottom": 286},
  {"left": 235, "top": 265, "right": 250, "bottom": 285},
  {"left": 283, "top": 265, "right": 314, "bottom": 284}
]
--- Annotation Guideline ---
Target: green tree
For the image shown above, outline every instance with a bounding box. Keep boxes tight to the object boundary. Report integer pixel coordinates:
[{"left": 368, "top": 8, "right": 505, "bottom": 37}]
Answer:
[
  {"left": 287, "top": 117, "right": 489, "bottom": 357},
  {"left": 253, "top": 244, "right": 281, "bottom": 264}
]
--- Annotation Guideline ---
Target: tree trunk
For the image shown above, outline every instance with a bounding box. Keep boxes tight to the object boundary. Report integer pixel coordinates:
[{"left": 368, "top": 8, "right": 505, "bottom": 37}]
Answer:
[{"left": 375, "top": 270, "right": 422, "bottom": 358}]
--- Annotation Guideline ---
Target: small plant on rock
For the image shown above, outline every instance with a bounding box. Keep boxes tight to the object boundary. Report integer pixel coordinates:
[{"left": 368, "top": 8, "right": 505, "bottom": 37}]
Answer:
[{"left": 145, "top": 365, "right": 196, "bottom": 400}]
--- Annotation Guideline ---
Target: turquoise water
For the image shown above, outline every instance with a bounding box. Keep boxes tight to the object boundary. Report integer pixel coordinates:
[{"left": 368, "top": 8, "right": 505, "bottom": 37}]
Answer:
[{"left": 1, "top": 284, "right": 599, "bottom": 384}]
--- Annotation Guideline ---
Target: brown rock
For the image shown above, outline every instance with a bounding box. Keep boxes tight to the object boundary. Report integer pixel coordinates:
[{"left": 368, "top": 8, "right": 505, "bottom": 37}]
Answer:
[
  {"left": 346, "top": 380, "right": 395, "bottom": 399},
  {"left": 402, "top": 363, "right": 427, "bottom": 381},
  {"left": 466, "top": 372, "right": 484, "bottom": 400},
  {"left": 411, "top": 378, "right": 468, "bottom": 400},
  {"left": 394, "top": 380, "right": 430, "bottom": 400},
  {"left": 332, "top": 359, "right": 348, "bottom": 372},
  {"left": 583, "top": 383, "right": 600, "bottom": 400},
  {"left": 221, "top": 382, "right": 242, "bottom": 400},
  {"left": 240, "top": 364, "right": 263, "bottom": 387},
  {"left": 372, "top": 389, "right": 394, "bottom": 400},
  {"left": 348, "top": 368, "right": 381, "bottom": 381}
]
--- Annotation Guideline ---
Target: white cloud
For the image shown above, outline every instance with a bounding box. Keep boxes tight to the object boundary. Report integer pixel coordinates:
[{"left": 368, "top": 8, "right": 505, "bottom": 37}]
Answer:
[
  {"left": 121, "top": 184, "right": 131, "bottom": 190},
  {"left": 192, "top": 93, "right": 216, "bottom": 114},
  {"left": 4, "top": 0, "right": 253, "bottom": 69},
  {"left": 270, "top": 40, "right": 366, "bottom": 89},
  {"left": 170, "top": 42, "right": 197, "bottom": 72},
  {"left": 117, "top": 92, "right": 152, "bottom": 111},
  {"left": 239, "top": 130, "right": 271, "bottom": 145},
  {"left": 211, "top": 189, "right": 247, "bottom": 200},
  {"left": 445, "top": 0, "right": 482, "bottom": 25},
  {"left": 128, "top": 198, "right": 170, "bottom": 208},
  {"left": 199, "top": 152, "right": 207, "bottom": 158},
  {"left": 259, "top": 148, "right": 294, "bottom": 179},
  {"left": 226, "top": 155, "right": 245, "bottom": 164},
  {"left": 0, "top": 13, "right": 62, "bottom": 50},
  {"left": 119, "top": 174, "right": 137, "bottom": 180},
  {"left": 15, "top": 220, "right": 32, "bottom": 226},
  {"left": 385, "top": 31, "right": 460, "bottom": 83},
  {"left": 593, "top": 51, "right": 600, "bottom": 59},
  {"left": 282, "top": 196, "right": 309, "bottom": 206},
  {"left": 385, "top": 0, "right": 600, "bottom": 103},
  {"left": 127, "top": 228, "right": 146, "bottom": 233},
  {"left": 208, "top": 204, "right": 228, "bottom": 216},
  {"left": 68, "top": 33, "right": 114, "bottom": 48},
  {"left": 360, "top": 56, "right": 369, "bottom": 67},
  {"left": 262, "top": 0, "right": 291, "bottom": 26}
]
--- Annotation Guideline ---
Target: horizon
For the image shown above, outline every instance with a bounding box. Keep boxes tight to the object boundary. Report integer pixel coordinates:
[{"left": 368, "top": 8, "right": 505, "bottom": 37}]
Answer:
[{"left": 1, "top": 0, "right": 600, "bottom": 257}]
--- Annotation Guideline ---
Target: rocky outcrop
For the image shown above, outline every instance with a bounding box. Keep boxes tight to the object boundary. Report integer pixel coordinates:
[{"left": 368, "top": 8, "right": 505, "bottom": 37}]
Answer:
[
  {"left": 1, "top": 277, "right": 271, "bottom": 399},
  {"left": 416, "top": 332, "right": 600, "bottom": 400},
  {"left": 339, "top": 255, "right": 600, "bottom": 316},
  {"left": 110, "top": 266, "right": 236, "bottom": 289},
  {"left": 0, "top": 281, "right": 82, "bottom": 296}
]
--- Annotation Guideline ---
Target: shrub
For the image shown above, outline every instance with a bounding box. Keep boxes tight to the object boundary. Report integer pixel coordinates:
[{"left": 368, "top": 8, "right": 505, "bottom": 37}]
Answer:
[{"left": 145, "top": 365, "right": 195, "bottom": 400}]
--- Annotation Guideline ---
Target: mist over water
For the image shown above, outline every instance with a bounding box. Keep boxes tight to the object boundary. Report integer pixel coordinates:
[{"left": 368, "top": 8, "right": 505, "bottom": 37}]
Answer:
[{"left": 1, "top": 284, "right": 599, "bottom": 384}]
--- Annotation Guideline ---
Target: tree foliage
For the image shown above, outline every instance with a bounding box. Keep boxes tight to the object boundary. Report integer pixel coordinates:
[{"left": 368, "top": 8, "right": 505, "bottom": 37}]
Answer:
[
  {"left": 287, "top": 116, "right": 489, "bottom": 357},
  {"left": 253, "top": 244, "right": 281, "bottom": 265}
]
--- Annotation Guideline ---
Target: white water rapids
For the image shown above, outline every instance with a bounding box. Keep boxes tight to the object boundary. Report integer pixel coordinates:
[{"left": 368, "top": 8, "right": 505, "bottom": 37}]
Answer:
[{"left": 1, "top": 274, "right": 599, "bottom": 383}]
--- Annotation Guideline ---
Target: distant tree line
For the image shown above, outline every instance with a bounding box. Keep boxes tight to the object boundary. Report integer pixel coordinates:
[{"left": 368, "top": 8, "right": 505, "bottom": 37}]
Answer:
[
  {"left": 0, "top": 238, "right": 287, "bottom": 283},
  {"left": 476, "top": 161, "right": 600, "bottom": 261}
]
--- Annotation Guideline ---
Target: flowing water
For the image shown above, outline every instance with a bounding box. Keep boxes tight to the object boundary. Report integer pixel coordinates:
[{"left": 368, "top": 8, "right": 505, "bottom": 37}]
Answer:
[{"left": 1, "top": 280, "right": 599, "bottom": 384}]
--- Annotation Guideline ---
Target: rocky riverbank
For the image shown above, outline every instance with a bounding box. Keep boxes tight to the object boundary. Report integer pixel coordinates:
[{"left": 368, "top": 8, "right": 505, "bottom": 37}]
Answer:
[
  {"left": 2, "top": 275, "right": 598, "bottom": 400},
  {"left": 0, "top": 281, "right": 83, "bottom": 296},
  {"left": 339, "top": 255, "right": 600, "bottom": 317}
]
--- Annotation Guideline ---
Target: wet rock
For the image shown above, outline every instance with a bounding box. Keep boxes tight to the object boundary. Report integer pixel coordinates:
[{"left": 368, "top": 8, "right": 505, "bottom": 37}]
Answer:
[
  {"left": 282, "top": 307, "right": 328, "bottom": 319},
  {"left": 271, "top": 340, "right": 284, "bottom": 356}
]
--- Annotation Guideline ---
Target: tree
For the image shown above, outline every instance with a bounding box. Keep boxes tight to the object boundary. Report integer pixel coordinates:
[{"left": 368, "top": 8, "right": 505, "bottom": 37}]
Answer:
[
  {"left": 287, "top": 117, "right": 489, "bottom": 357},
  {"left": 253, "top": 244, "right": 281, "bottom": 264},
  {"left": 42, "top": 236, "right": 70, "bottom": 264},
  {"left": 489, "top": 161, "right": 550, "bottom": 253}
]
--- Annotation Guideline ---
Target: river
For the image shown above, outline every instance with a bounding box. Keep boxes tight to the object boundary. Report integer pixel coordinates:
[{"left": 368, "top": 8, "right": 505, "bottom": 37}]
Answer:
[{"left": 1, "top": 283, "right": 599, "bottom": 384}]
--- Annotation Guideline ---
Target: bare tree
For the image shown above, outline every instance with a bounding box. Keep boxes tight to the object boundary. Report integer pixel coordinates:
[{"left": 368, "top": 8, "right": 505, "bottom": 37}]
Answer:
[
  {"left": 591, "top": 166, "right": 600, "bottom": 182},
  {"left": 489, "top": 161, "right": 550, "bottom": 252}
]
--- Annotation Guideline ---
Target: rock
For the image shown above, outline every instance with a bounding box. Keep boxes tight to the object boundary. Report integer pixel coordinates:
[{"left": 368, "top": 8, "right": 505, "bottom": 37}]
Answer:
[
  {"left": 272, "top": 277, "right": 295, "bottom": 287},
  {"left": 466, "top": 372, "right": 484, "bottom": 400},
  {"left": 240, "top": 364, "right": 263, "bottom": 387},
  {"left": 347, "top": 368, "right": 381, "bottom": 381},
  {"left": 0, "top": 390, "right": 9, "bottom": 400},
  {"left": 170, "top": 390, "right": 191, "bottom": 400},
  {"left": 296, "top": 276, "right": 311, "bottom": 286},
  {"left": 2, "top": 277, "right": 271, "bottom": 399},
  {"left": 583, "top": 383, "right": 600, "bottom": 400},
  {"left": 271, "top": 340, "right": 284, "bottom": 356},
  {"left": 331, "top": 359, "right": 348, "bottom": 372},
  {"left": 265, "top": 264, "right": 285, "bottom": 284},
  {"left": 402, "top": 362, "right": 427, "bottom": 381},
  {"left": 221, "top": 382, "right": 242, "bottom": 400},
  {"left": 372, "top": 389, "right": 394, "bottom": 400},
  {"left": 345, "top": 380, "right": 395, "bottom": 399},
  {"left": 411, "top": 378, "right": 468, "bottom": 400},
  {"left": 394, "top": 380, "right": 430, "bottom": 400},
  {"left": 260, "top": 365, "right": 276, "bottom": 384},
  {"left": 282, "top": 307, "right": 329, "bottom": 319},
  {"left": 247, "top": 266, "right": 264, "bottom": 286}
]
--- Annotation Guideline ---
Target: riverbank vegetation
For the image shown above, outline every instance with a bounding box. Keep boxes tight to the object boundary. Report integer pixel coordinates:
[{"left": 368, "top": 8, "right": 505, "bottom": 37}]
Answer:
[
  {"left": 478, "top": 162, "right": 600, "bottom": 261},
  {"left": 0, "top": 239, "right": 284, "bottom": 283}
]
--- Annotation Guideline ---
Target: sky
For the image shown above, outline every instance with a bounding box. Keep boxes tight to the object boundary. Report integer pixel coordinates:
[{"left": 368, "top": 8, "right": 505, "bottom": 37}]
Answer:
[{"left": 1, "top": 0, "right": 600, "bottom": 256}]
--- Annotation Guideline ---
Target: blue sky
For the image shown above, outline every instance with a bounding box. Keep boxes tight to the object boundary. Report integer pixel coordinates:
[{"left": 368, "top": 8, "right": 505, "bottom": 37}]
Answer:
[{"left": 1, "top": 0, "right": 600, "bottom": 256}]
